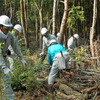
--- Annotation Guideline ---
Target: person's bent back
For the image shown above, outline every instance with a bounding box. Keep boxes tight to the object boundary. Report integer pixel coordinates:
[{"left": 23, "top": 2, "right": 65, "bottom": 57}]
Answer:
[
  {"left": 48, "top": 43, "right": 66, "bottom": 66},
  {"left": 47, "top": 39, "right": 71, "bottom": 85}
]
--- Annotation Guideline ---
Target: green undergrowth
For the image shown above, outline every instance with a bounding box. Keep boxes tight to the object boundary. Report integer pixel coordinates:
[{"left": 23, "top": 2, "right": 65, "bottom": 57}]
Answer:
[{"left": 10, "top": 46, "right": 47, "bottom": 94}]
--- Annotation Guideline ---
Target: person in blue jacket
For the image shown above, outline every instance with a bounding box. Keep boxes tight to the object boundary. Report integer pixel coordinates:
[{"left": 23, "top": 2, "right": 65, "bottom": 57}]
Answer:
[{"left": 47, "top": 39, "right": 71, "bottom": 85}]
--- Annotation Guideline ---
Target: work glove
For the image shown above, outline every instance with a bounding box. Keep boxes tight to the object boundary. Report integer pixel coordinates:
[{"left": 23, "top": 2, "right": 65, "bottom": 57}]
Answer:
[
  {"left": 3, "top": 67, "right": 13, "bottom": 75},
  {"left": 21, "top": 59, "right": 28, "bottom": 67},
  {"left": 11, "top": 51, "right": 15, "bottom": 55},
  {"left": 68, "top": 48, "right": 74, "bottom": 54},
  {"left": 40, "top": 52, "right": 44, "bottom": 57}
]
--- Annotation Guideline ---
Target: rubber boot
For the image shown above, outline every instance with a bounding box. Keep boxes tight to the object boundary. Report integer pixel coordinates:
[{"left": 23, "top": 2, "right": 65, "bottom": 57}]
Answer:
[{"left": 47, "top": 84, "right": 53, "bottom": 94}]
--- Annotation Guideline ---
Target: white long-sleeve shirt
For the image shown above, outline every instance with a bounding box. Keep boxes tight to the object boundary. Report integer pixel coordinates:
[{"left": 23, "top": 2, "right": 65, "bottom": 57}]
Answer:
[
  {"left": 42, "top": 34, "right": 58, "bottom": 54},
  {"left": 67, "top": 37, "right": 76, "bottom": 51},
  {"left": 0, "top": 30, "right": 24, "bottom": 68}
]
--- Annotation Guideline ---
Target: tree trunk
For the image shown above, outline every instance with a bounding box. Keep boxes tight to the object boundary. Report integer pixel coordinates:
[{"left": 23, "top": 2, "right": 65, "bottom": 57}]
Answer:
[
  {"left": 33, "top": 0, "right": 44, "bottom": 48},
  {"left": 24, "top": 0, "right": 28, "bottom": 32},
  {"left": 90, "top": 0, "right": 97, "bottom": 57},
  {"left": 97, "top": 0, "right": 100, "bottom": 41},
  {"left": 59, "top": 0, "right": 69, "bottom": 45},
  {"left": 12, "top": 0, "right": 17, "bottom": 25},
  {"left": 35, "top": 17, "right": 38, "bottom": 41},
  {"left": 39, "top": 9, "right": 43, "bottom": 48},
  {"left": 47, "top": 10, "right": 49, "bottom": 30},
  {"left": 46, "top": 0, "right": 49, "bottom": 28},
  {"left": 52, "top": 0, "right": 57, "bottom": 35},
  {"left": 5, "top": 0, "right": 8, "bottom": 15},
  {"left": 9, "top": 0, "right": 13, "bottom": 22},
  {"left": 20, "top": 0, "right": 29, "bottom": 48}
]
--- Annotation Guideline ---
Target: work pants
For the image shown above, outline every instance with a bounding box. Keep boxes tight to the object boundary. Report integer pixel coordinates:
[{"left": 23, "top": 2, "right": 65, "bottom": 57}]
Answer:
[
  {"left": 0, "top": 57, "right": 14, "bottom": 100},
  {"left": 48, "top": 52, "right": 70, "bottom": 84},
  {"left": 8, "top": 55, "right": 14, "bottom": 71}
]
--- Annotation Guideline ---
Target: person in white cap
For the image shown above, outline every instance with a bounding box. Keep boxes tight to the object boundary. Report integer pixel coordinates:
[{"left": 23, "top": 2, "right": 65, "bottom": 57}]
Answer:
[
  {"left": 8, "top": 24, "right": 27, "bottom": 71},
  {"left": 0, "top": 15, "right": 27, "bottom": 100},
  {"left": 57, "top": 32, "right": 60, "bottom": 41},
  {"left": 40, "top": 27, "right": 58, "bottom": 60},
  {"left": 47, "top": 39, "right": 70, "bottom": 86},
  {"left": 67, "top": 34, "right": 79, "bottom": 53}
]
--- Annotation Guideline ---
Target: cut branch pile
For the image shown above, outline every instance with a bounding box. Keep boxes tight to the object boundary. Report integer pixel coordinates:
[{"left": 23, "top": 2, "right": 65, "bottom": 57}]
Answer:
[{"left": 35, "top": 68, "right": 100, "bottom": 100}]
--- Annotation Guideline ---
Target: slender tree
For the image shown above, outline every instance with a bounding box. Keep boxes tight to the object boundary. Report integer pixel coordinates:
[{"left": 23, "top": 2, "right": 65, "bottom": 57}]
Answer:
[
  {"left": 52, "top": 0, "right": 57, "bottom": 35},
  {"left": 59, "top": 0, "right": 69, "bottom": 45},
  {"left": 9, "top": 0, "right": 13, "bottom": 21},
  {"left": 20, "top": 0, "right": 29, "bottom": 48},
  {"left": 33, "top": 0, "right": 44, "bottom": 48},
  {"left": 12, "top": 0, "right": 17, "bottom": 24},
  {"left": 24, "top": 0, "right": 28, "bottom": 32},
  {"left": 5, "top": 0, "right": 8, "bottom": 15},
  {"left": 90, "top": 0, "right": 97, "bottom": 57}
]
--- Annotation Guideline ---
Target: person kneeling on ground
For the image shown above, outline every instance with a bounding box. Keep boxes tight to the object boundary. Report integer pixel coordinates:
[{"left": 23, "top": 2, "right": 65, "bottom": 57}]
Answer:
[{"left": 67, "top": 34, "right": 79, "bottom": 53}]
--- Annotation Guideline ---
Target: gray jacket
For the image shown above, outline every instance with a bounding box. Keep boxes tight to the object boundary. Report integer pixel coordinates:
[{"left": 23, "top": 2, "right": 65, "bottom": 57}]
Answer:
[
  {"left": 8, "top": 35, "right": 18, "bottom": 54},
  {"left": 0, "top": 30, "right": 23, "bottom": 68},
  {"left": 42, "top": 34, "right": 58, "bottom": 54}
]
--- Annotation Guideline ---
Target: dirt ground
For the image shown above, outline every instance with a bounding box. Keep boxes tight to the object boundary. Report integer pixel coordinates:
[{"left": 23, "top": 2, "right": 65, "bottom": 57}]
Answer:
[{"left": 13, "top": 67, "right": 100, "bottom": 100}]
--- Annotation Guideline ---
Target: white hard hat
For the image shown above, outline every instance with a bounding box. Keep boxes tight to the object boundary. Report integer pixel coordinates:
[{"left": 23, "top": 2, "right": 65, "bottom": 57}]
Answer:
[
  {"left": 49, "top": 39, "right": 57, "bottom": 46},
  {"left": 0, "top": 15, "right": 13, "bottom": 27},
  {"left": 57, "top": 32, "right": 60, "bottom": 36},
  {"left": 41, "top": 27, "right": 48, "bottom": 35},
  {"left": 73, "top": 34, "right": 79, "bottom": 40},
  {"left": 14, "top": 24, "right": 22, "bottom": 33}
]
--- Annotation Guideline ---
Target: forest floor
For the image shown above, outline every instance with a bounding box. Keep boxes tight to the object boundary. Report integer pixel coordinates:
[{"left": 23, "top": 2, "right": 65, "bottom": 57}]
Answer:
[
  {"left": 13, "top": 36, "right": 100, "bottom": 100},
  {"left": 13, "top": 66, "right": 100, "bottom": 100}
]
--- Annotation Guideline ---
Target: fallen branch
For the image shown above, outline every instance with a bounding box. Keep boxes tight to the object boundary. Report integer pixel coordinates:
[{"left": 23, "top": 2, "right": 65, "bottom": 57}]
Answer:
[
  {"left": 81, "top": 85, "right": 99, "bottom": 94},
  {"left": 56, "top": 90, "right": 75, "bottom": 99},
  {"left": 93, "top": 91, "right": 98, "bottom": 100},
  {"left": 59, "top": 84, "right": 85, "bottom": 99},
  {"left": 59, "top": 83, "right": 81, "bottom": 94}
]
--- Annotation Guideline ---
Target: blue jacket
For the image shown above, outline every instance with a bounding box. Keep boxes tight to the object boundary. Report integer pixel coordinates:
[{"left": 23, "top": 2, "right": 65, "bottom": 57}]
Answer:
[{"left": 47, "top": 44, "right": 67, "bottom": 65}]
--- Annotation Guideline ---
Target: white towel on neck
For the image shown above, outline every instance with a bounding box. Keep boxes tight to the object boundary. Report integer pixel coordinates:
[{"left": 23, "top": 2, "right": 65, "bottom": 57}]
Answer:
[{"left": 0, "top": 30, "right": 9, "bottom": 39}]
